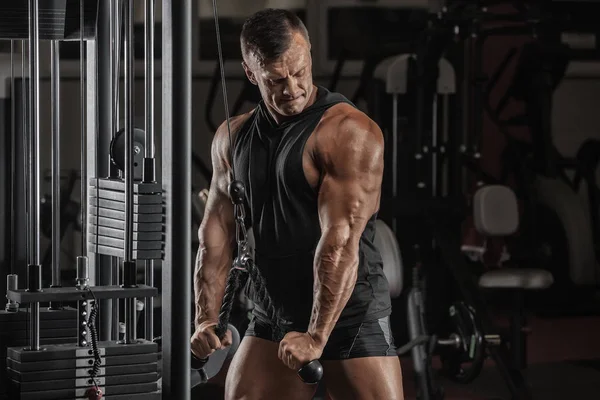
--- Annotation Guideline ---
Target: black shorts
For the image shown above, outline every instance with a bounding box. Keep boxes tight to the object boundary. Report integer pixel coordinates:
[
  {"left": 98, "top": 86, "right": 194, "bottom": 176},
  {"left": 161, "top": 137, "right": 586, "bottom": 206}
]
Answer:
[{"left": 245, "top": 312, "right": 397, "bottom": 360}]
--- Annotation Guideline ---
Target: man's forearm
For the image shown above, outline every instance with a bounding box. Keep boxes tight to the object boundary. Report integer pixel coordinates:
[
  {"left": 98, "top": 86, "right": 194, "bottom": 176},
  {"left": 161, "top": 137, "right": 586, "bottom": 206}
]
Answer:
[
  {"left": 307, "top": 228, "right": 359, "bottom": 346},
  {"left": 193, "top": 244, "right": 232, "bottom": 326}
]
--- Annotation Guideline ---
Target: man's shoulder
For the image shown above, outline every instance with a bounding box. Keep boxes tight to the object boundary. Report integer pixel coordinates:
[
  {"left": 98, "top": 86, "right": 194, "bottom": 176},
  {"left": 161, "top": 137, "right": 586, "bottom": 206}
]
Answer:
[
  {"left": 214, "top": 109, "right": 257, "bottom": 143},
  {"left": 316, "top": 103, "right": 382, "bottom": 145}
]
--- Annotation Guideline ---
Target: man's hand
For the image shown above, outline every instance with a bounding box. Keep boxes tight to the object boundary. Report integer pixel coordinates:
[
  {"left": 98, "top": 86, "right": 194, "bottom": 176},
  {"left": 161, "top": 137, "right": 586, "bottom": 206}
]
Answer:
[
  {"left": 278, "top": 331, "right": 324, "bottom": 371},
  {"left": 191, "top": 320, "right": 233, "bottom": 360}
]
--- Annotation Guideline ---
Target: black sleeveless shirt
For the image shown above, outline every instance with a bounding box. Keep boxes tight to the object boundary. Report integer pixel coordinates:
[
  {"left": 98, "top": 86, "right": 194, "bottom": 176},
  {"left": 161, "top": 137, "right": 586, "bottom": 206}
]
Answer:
[{"left": 233, "top": 86, "right": 391, "bottom": 330}]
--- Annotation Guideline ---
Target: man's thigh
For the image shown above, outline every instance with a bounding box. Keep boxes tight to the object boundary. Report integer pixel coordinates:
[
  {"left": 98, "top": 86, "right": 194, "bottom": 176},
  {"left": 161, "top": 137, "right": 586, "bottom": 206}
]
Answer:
[
  {"left": 322, "top": 356, "right": 404, "bottom": 400},
  {"left": 320, "top": 316, "right": 404, "bottom": 400},
  {"left": 225, "top": 336, "right": 318, "bottom": 400}
]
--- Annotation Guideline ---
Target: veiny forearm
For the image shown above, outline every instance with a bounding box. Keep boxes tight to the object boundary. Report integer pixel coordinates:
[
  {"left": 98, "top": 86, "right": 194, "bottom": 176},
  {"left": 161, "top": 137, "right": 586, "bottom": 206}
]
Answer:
[
  {"left": 193, "top": 238, "right": 233, "bottom": 327},
  {"left": 307, "top": 227, "right": 359, "bottom": 346}
]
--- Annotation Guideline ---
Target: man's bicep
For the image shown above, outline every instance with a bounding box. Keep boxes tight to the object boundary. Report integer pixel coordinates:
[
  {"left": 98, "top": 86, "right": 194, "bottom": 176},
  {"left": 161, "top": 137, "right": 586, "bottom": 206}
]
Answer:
[
  {"left": 198, "top": 128, "right": 235, "bottom": 245},
  {"left": 317, "top": 117, "right": 384, "bottom": 232},
  {"left": 317, "top": 172, "right": 380, "bottom": 233}
]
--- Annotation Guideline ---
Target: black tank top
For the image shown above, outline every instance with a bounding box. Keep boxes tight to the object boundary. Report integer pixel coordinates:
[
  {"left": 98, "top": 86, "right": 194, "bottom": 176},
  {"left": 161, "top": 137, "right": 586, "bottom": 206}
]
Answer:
[{"left": 233, "top": 86, "right": 391, "bottom": 330}]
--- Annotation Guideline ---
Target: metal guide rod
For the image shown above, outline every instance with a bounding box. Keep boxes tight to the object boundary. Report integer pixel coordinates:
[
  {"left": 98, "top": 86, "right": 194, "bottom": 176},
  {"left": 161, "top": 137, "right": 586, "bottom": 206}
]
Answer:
[
  {"left": 109, "top": 0, "right": 122, "bottom": 340},
  {"left": 144, "top": 0, "right": 155, "bottom": 341},
  {"left": 442, "top": 94, "right": 449, "bottom": 197},
  {"left": 51, "top": 41, "right": 61, "bottom": 288},
  {"left": 145, "top": 0, "right": 155, "bottom": 159},
  {"left": 124, "top": 0, "right": 137, "bottom": 345},
  {"left": 124, "top": 0, "right": 134, "bottom": 263},
  {"left": 391, "top": 93, "right": 398, "bottom": 234},
  {"left": 28, "top": 0, "right": 41, "bottom": 352},
  {"left": 80, "top": 0, "right": 88, "bottom": 256},
  {"left": 29, "top": 0, "right": 40, "bottom": 266},
  {"left": 432, "top": 95, "right": 438, "bottom": 198},
  {"left": 114, "top": 0, "right": 123, "bottom": 135},
  {"left": 22, "top": 41, "right": 28, "bottom": 260},
  {"left": 10, "top": 40, "right": 15, "bottom": 274}
]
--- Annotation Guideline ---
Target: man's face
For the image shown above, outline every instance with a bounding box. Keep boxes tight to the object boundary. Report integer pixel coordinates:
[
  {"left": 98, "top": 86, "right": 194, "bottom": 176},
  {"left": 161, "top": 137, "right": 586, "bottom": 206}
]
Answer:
[{"left": 243, "top": 31, "right": 314, "bottom": 119}]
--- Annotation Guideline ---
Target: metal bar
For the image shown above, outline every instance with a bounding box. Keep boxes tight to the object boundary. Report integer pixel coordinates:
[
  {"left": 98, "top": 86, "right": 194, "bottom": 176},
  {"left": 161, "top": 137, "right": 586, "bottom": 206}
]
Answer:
[
  {"left": 98, "top": 0, "right": 117, "bottom": 341},
  {"left": 124, "top": 0, "right": 134, "bottom": 263},
  {"left": 51, "top": 41, "right": 61, "bottom": 288},
  {"left": 391, "top": 94, "right": 398, "bottom": 235},
  {"left": 86, "top": 39, "right": 99, "bottom": 288},
  {"left": 10, "top": 40, "right": 15, "bottom": 275},
  {"left": 7, "top": 285, "right": 158, "bottom": 304},
  {"left": 112, "top": 259, "right": 120, "bottom": 340},
  {"left": 442, "top": 94, "right": 449, "bottom": 197},
  {"left": 124, "top": 0, "right": 136, "bottom": 345},
  {"left": 114, "top": 0, "right": 123, "bottom": 134},
  {"left": 80, "top": 0, "right": 88, "bottom": 256},
  {"left": 145, "top": 0, "right": 155, "bottom": 159},
  {"left": 111, "top": 0, "right": 121, "bottom": 341},
  {"left": 162, "top": 0, "right": 192, "bottom": 397},
  {"left": 144, "top": 260, "right": 154, "bottom": 340},
  {"left": 144, "top": 0, "right": 156, "bottom": 342},
  {"left": 431, "top": 95, "right": 438, "bottom": 198},
  {"left": 21, "top": 40, "right": 28, "bottom": 269},
  {"left": 28, "top": 0, "right": 40, "bottom": 266},
  {"left": 28, "top": 0, "right": 41, "bottom": 352}
]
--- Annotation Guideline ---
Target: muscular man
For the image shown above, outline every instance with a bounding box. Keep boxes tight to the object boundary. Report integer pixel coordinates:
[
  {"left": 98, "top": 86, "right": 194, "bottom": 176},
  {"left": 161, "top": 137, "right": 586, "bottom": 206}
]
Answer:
[{"left": 192, "top": 8, "right": 404, "bottom": 400}]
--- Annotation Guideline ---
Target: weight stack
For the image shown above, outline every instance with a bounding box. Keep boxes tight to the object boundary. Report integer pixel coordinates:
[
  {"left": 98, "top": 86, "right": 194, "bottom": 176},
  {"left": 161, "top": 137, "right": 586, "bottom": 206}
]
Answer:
[
  {"left": 6, "top": 340, "right": 161, "bottom": 400},
  {"left": 88, "top": 178, "right": 164, "bottom": 260},
  {"left": 0, "top": 308, "right": 78, "bottom": 400}
]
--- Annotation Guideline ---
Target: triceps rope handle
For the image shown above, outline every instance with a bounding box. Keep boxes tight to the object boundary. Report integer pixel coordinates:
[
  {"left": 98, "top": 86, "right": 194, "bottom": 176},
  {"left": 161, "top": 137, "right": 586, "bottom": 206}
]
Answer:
[{"left": 191, "top": 181, "right": 323, "bottom": 384}]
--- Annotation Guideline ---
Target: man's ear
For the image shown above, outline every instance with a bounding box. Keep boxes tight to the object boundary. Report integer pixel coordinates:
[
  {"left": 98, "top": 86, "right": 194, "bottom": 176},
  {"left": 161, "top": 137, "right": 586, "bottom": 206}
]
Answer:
[{"left": 242, "top": 62, "right": 257, "bottom": 85}]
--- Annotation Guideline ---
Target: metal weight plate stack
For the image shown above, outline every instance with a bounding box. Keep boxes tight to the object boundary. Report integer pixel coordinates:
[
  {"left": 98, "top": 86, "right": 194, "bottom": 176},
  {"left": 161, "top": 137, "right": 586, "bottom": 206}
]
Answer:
[
  {"left": 0, "top": 308, "right": 78, "bottom": 400},
  {"left": 88, "top": 178, "right": 164, "bottom": 260},
  {"left": 6, "top": 340, "right": 161, "bottom": 399}
]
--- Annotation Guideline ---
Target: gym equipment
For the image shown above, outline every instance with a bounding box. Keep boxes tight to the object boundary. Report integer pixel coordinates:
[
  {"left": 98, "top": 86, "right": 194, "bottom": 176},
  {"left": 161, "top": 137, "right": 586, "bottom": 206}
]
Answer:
[
  {"left": 368, "top": 5, "right": 563, "bottom": 399},
  {"left": 0, "top": 303, "right": 78, "bottom": 400},
  {"left": 109, "top": 127, "right": 147, "bottom": 181},
  {"left": 476, "top": 185, "right": 553, "bottom": 370},
  {"left": 186, "top": 323, "right": 240, "bottom": 387},
  {"left": 88, "top": 178, "right": 164, "bottom": 260},
  {"left": 438, "top": 302, "right": 486, "bottom": 384},
  {"left": 573, "top": 139, "right": 600, "bottom": 261},
  {"left": 6, "top": 341, "right": 160, "bottom": 400},
  {"left": 373, "top": 219, "right": 403, "bottom": 299},
  {"left": 482, "top": 27, "right": 597, "bottom": 288}
]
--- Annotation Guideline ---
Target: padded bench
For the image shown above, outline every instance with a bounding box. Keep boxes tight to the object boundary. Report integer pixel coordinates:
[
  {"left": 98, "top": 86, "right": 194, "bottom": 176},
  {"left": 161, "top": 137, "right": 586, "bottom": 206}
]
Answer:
[{"left": 473, "top": 185, "right": 554, "bottom": 369}]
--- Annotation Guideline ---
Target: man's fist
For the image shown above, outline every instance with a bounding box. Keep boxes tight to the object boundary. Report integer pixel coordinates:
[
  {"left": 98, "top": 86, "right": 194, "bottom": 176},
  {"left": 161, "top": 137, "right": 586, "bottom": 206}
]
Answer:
[
  {"left": 278, "top": 331, "right": 324, "bottom": 371},
  {"left": 191, "top": 320, "right": 233, "bottom": 360}
]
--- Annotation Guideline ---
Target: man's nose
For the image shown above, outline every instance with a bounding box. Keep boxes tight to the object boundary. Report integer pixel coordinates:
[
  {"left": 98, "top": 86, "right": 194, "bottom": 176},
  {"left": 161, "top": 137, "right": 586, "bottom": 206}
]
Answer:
[{"left": 282, "top": 78, "right": 300, "bottom": 97}]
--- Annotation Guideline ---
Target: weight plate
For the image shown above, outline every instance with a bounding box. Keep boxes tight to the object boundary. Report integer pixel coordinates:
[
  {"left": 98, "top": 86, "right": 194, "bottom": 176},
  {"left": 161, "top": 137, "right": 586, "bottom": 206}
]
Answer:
[
  {"left": 89, "top": 234, "right": 163, "bottom": 251},
  {"left": 89, "top": 197, "right": 163, "bottom": 214},
  {"left": 88, "top": 225, "right": 162, "bottom": 241},
  {"left": 88, "top": 188, "right": 163, "bottom": 204},
  {"left": 7, "top": 362, "right": 157, "bottom": 383},
  {"left": 90, "top": 178, "right": 161, "bottom": 194},
  {"left": 439, "top": 301, "right": 485, "bottom": 384},
  {"left": 89, "top": 206, "right": 163, "bottom": 223},
  {"left": 90, "top": 218, "right": 163, "bottom": 232}
]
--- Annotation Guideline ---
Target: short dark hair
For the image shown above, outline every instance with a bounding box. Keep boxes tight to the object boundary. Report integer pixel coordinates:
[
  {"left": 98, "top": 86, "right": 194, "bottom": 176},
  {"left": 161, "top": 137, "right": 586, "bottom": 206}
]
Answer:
[{"left": 240, "top": 8, "right": 309, "bottom": 62}]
